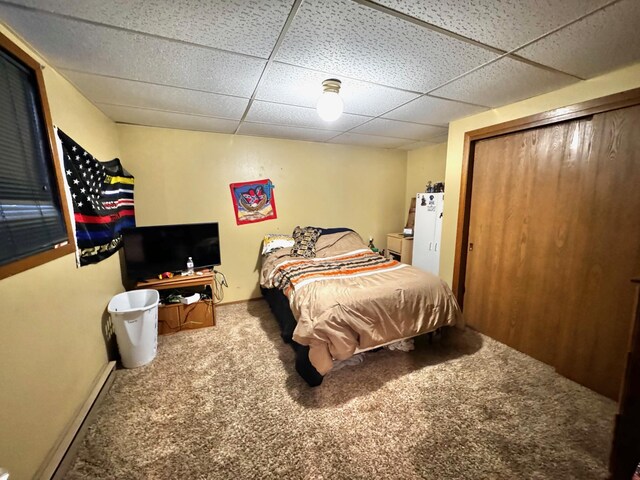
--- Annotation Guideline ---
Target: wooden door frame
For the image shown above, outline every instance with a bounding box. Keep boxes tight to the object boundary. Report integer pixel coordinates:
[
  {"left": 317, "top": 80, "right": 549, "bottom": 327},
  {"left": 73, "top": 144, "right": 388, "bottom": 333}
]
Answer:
[{"left": 452, "top": 87, "right": 640, "bottom": 306}]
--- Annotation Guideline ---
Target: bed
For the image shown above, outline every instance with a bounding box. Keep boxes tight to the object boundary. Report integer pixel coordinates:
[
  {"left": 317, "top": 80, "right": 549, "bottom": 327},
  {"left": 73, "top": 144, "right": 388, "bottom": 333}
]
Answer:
[{"left": 260, "top": 227, "right": 463, "bottom": 386}]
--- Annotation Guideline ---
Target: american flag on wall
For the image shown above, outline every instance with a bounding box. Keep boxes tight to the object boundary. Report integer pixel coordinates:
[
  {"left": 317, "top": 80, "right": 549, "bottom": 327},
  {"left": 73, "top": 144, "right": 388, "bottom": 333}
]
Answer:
[{"left": 56, "top": 129, "right": 135, "bottom": 266}]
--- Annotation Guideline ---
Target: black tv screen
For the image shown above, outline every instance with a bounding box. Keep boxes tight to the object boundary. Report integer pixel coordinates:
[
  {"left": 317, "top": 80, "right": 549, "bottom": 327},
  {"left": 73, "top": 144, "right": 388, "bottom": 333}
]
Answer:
[{"left": 122, "top": 222, "right": 221, "bottom": 280}]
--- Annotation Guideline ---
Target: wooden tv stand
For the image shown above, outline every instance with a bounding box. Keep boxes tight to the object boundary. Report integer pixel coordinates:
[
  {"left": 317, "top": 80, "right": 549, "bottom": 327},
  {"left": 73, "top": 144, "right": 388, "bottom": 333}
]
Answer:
[
  {"left": 135, "top": 271, "right": 216, "bottom": 335},
  {"left": 135, "top": 271, "right": 214, "bottom": 290}
]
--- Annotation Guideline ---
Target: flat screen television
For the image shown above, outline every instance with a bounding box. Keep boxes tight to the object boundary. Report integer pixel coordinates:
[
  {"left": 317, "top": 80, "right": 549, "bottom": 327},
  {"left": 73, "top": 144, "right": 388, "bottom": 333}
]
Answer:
[{"left": 122, "top": 222, "right": 221, "bottom": 280}]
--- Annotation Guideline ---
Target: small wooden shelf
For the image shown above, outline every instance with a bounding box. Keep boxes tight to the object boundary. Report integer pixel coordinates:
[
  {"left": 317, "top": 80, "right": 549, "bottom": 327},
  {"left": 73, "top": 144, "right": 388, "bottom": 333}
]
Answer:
[
  {"left": 387, "top": 233, "right": 413, "bottom": 264},
  {"left": 157, "top": 299, "right": 215, "bottom": 335},
  {"left": 134, "top": 270, "right": 216, "bottom": 335}
]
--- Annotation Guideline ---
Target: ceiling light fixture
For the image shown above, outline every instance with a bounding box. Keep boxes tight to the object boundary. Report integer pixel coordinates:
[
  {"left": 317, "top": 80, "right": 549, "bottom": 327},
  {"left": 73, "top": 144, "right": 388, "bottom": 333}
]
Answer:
[{"left": 316, "top": 78, "right": 343, "bottom": 122}]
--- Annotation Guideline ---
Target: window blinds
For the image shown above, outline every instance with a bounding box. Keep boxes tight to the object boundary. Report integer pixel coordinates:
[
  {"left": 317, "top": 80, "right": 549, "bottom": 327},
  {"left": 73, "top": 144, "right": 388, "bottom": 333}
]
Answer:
[{"left": 0, "top": 48, "right": 67, "bottom": 266}]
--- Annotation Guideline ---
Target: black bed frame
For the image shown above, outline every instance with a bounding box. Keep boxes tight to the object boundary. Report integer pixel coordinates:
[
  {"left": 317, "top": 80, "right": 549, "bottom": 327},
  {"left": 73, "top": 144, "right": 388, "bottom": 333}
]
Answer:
[
  {"left": 261, "top": 287, "right": 324, "bottom": 386},
  {"left": 262, "top": 285, "right": 443, "bottom": 386}
]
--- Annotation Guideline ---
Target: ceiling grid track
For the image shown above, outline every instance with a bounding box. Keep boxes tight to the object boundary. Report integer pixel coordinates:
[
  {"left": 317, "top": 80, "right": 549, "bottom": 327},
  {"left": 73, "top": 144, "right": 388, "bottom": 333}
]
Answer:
[
  {"left": 57, "top": 68, "right": 251, "bottom": 99},
  {"left": 355, "top": 0, "right": 588, "bottom": 79},
  {"left": 233, "top": 0, "right": 305, "bottom": 134},
  {"left": 2, "top": 0, "right": 636, "bottom": 148},
  {"left": 0, "top": 0, "right": 265, "bottom": 62},
  {"left": 326, "top": 0, "right": 625, "bottom": 145},
  {"left": 326, "top": 0, "right": 613, "bottom": 145}
]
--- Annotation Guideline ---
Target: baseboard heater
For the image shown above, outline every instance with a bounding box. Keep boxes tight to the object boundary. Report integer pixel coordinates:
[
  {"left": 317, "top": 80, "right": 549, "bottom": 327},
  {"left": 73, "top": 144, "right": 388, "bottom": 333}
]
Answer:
[{"left": 35, "top": 361, "right": 116, "bottom": 480}]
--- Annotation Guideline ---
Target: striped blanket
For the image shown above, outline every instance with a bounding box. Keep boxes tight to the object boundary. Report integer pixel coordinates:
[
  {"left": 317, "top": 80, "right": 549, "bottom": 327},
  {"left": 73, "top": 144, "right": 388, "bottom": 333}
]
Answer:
[
  {"left": 260, "top": 231, "right": 463, "bottom": 376},
  {"left": 270, "top": 248, "right": 408, "bottom": 297}
]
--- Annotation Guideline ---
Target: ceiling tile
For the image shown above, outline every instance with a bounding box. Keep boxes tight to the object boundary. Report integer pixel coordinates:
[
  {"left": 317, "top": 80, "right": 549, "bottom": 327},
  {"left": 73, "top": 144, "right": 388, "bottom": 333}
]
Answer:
[
  {"left": 383, "top": 95, "right": 489, "bottom": 126},
  {"left": 351, "top": 118, "right": 446, "bottom": 141},
  {"left": 431, "top": 57, "right": 578, "bottom": 107},
  {"left": 10, "top": 0, "right": 294, "bottom": 58},
  {"left": 97, "top": 104, "right": 240, "bottom": 134},
  {"left": 256, "top": 62, "right": 420, "bottom": 116},
  {"left": 62, "top": 70, "right": 249, "bottom": 120},
  {"left": 397, "top": 141, "right": 439, "bottom": 151},
  {"left": 3, "top": 0, "right": 629, "bottom": 151},
  {"left": 426, "top": 133, "right": 450, "bottom": 144},
  {"left": 245, "top": 101, "right": 370, "bottom": 131},
  {"left": 374, "top": 0, "right": 612, "bottom": 51},
  {"left": 275, "top": 0, "right": 498, "bottom": 92},
  {"left": 328, "top": 133, "right": 410, "bottom": 149},
  {"left": 398, "top": 135, "right": 449, "bottom": 151},
  {"left": 516, "top": 0, "right": 640, "bottom": 79},
  {"left": 0, "top": 5, "right": 266, "bottom": 97},
  {"left": 237, "top": 122, "right": 338, "bottom": 143}
]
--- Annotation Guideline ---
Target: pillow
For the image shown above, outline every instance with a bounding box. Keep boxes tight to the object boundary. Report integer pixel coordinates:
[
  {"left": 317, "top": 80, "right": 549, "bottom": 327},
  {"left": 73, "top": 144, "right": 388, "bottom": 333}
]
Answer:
[
  {"left": 309, "top": 227, "right": 353, "bottom": 236},
  {"left": 315, "top": 230, "right": 367, "bottom": 257},
  {"left": 290, "top": 226, "right": 322, "bottom": 258},
  {"left": 262, "top": 234, "right": 294, "bottom": 255}
]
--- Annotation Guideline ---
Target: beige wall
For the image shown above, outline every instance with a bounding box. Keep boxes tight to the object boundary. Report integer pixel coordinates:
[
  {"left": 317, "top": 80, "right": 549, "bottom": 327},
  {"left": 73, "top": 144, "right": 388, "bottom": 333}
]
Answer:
[
  {"left": 0, "top": 26, "right": 123, "bottom": 479},
  {"left": 404, "top": 142, "right": 447, "bottom": 213},
  {"left": 440, "top": 62, "right": 640, "bottom": 285},
  {"left": 117, "top": 125, "right": 408, "bottom": 302}
]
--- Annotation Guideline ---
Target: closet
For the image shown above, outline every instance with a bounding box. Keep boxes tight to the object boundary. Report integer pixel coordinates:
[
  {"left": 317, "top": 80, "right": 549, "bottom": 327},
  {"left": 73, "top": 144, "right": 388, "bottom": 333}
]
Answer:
[{"left": 454, "top": 90, "right": 640, "bottom": 400}]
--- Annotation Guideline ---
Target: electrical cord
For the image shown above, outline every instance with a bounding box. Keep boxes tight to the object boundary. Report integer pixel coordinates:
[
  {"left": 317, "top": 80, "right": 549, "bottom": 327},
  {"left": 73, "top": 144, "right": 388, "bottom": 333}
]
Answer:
[{"left": 211, "top": 269, "right": 228, "bottom": 304}]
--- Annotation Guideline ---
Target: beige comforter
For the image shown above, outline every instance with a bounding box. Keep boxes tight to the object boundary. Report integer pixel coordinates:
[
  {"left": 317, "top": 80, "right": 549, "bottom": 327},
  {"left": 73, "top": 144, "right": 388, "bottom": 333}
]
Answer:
[{"left": 260, "top": 231, "right": 463, "bottom": 375}]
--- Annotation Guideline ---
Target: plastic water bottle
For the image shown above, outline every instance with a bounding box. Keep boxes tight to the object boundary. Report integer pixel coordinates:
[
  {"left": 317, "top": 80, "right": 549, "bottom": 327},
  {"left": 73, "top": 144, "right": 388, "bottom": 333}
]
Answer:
[{"left": 186, "top": 257, "right": 194, "bottom": 275}]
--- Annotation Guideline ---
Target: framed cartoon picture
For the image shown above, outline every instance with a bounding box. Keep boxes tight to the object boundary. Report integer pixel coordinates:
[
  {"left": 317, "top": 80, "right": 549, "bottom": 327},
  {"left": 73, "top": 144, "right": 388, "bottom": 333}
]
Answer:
[{"left": 229, "top": 179, "right": 277, "bottom": 225}]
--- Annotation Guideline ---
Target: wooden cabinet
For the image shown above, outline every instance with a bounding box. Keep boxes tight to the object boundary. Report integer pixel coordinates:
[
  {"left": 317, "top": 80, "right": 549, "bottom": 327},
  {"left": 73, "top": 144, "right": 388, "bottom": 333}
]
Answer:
[
  {"left": 157, "top": 299, "right": 215, "bottom": 335},
  {"left": 135, "top": 272, "right": 216, "bottom": 335},
  {"left": 387, "top": 233, "right": 413, "bottom": 264}
]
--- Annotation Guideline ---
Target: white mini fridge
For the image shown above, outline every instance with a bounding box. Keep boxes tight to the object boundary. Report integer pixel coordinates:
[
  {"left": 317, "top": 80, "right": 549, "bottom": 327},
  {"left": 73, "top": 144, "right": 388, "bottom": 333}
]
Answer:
[{"left": 412, "top": 192, "right": 444, "bottom": 275}]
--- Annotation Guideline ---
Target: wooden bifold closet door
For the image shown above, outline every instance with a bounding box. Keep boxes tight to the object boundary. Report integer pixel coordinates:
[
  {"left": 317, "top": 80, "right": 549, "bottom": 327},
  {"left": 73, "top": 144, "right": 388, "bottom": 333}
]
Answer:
[{"left": 464, "top": 104, "right": 640, "bottom": 399}]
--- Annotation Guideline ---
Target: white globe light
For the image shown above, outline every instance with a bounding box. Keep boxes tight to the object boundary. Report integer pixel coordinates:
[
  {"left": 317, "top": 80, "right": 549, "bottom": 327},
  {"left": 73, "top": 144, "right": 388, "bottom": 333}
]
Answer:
[
  {"left": 316, "top": 79, "right": 344, "bottom": 122},
  {"left": 317, "top": 91, "right": 343, "bottom": 121}
]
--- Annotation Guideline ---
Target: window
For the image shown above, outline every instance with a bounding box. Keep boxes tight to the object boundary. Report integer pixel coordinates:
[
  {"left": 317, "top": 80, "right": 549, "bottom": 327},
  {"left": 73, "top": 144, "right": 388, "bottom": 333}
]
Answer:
[{"left": 0, "top": 32, "right": 74, "bottom": 279}]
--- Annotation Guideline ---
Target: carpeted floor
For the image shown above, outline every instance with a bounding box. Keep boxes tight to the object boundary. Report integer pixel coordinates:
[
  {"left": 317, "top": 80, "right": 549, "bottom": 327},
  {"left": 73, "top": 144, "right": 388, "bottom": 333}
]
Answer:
[{"left": 65, "top": 300, "right": 615, "bottom": 479}]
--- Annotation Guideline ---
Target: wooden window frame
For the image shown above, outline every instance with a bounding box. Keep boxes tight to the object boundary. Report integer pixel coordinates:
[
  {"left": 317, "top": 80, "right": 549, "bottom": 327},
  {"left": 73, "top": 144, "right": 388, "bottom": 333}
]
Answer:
[{"left": 0, "top": 32, "right": 75, "bottom": 280}]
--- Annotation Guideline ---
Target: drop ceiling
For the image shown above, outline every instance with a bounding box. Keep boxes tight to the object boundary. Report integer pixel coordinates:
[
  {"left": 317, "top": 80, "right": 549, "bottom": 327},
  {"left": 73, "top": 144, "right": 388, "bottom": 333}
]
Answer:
[{"left": 1, "top": 0, "right": 639, "bottom": 150}]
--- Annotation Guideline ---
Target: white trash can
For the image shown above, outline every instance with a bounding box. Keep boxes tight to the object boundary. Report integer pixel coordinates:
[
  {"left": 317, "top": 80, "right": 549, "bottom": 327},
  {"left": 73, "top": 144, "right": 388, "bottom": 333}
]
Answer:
[{"left": 108, "top": 289, "right": 159, "bottom": 368}]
